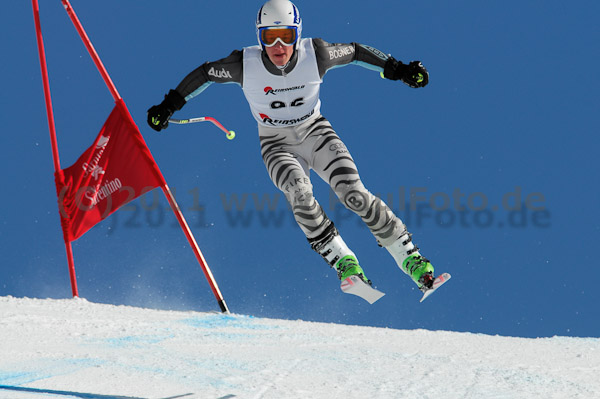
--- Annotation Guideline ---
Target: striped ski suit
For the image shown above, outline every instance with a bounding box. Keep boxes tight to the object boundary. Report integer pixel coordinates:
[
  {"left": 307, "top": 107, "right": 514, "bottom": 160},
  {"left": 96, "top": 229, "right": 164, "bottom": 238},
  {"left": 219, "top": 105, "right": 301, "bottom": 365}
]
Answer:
[
  {"left": 171, "top": 37, "right": 407, "bottom": 246},
  {"left": 258, "top": 114, "right": 405, "bottom": 246}
]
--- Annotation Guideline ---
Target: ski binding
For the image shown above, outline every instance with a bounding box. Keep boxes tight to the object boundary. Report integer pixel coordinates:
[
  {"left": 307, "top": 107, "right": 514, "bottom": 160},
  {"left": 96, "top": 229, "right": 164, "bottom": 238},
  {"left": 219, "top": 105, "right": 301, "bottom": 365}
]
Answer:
[
  {"left": 340, "top": 275, "right": 385, "bottom": 304},
  {"left": 419, "top": 273, "right": 451, "bottom": 302}
]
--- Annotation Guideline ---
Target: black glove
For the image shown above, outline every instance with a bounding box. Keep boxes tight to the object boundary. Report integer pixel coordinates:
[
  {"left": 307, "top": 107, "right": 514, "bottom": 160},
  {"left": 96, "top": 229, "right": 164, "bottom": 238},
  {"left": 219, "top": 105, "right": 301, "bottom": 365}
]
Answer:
[
  {"left": 147, "top": 89, "right": 186, "bottom": 132},
  {"left": 383, "top": 57, "right": 429, "bottom": 88}
]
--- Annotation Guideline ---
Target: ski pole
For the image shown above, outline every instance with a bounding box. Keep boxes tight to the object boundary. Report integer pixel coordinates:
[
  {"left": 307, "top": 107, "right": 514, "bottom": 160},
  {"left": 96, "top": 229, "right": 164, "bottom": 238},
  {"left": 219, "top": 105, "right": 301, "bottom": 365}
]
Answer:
[{"left": 169, "top": 117, "right": 236, "bottom": 140}]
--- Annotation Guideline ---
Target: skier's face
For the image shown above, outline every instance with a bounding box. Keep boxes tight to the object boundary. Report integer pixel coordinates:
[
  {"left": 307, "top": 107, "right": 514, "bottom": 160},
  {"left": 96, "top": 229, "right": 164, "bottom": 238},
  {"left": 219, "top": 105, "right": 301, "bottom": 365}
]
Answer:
[{"left": 265, "top": 42, "right": 294, "bottom": 66}]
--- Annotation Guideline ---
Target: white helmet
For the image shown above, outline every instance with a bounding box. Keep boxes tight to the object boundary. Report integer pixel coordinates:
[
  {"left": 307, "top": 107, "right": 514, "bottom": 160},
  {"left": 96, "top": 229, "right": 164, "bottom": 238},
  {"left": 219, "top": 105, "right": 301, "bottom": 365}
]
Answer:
[{"left": 256, "top": 0, "right": 302, "bottom": 50}]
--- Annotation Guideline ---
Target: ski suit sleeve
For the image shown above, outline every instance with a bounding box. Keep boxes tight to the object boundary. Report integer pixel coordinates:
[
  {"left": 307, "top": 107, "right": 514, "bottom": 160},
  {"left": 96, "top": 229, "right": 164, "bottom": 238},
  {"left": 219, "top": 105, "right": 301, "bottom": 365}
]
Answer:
[
  {"left": 174, "top": 50, "right": 244, "bottom": 102},
  {"left": 312, "top": 38, "right": 391, "bottom": 78}
]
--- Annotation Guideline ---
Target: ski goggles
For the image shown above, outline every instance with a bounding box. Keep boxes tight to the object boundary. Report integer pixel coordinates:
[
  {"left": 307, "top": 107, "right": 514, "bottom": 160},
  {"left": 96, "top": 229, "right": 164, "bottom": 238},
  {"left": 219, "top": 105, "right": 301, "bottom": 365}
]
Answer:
[{"left": 258, "top": 26, "right": 298, "bottom": 47}]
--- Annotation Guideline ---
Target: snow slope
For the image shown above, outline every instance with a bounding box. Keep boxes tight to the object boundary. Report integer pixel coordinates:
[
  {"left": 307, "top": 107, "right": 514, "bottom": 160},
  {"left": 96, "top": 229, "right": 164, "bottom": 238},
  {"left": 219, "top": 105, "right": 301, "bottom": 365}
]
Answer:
[{"left": 0, "top": 297, "right": 598, "bottom": 399}]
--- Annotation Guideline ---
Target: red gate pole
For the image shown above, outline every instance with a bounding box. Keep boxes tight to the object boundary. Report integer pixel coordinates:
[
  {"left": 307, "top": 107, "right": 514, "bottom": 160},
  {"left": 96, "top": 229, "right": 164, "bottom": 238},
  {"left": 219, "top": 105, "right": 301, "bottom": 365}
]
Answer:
[
  {"left": 162, "top": 185, "right": 229, "bottom": 313},
  {"left": 60, "top": 0, "right": 121, "bottom": 101},
  {"left": 60, "top": 0, "right": 228, "bottom": 312},
  {"left": 32, "top": 0, "right": 78, "bottom": 297}
]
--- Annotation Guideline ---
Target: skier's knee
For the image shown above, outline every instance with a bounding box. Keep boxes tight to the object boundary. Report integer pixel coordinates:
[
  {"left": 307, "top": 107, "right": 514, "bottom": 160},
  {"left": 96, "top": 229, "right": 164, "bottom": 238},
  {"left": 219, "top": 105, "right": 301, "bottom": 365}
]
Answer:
[
  {"left": 291, "top": 187, "right": 315, "bottom": 207},
  {"left": 337, "top": 182, "right": 373, "bottom": 214},
  {"left": 283, "top": 177, "right": 315, "bottom": 206}
]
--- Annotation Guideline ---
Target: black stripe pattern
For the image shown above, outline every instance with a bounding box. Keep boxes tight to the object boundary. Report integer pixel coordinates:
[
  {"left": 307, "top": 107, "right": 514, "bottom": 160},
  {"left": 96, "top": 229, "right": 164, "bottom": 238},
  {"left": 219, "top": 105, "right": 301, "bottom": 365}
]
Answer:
[{"left": 258, "top": 115, "right": 404, "bottom": 246}]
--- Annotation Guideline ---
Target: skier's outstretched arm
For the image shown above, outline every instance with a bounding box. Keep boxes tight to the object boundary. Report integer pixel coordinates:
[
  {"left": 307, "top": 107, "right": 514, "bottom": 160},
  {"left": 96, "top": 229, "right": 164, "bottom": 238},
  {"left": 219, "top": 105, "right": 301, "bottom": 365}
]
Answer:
[
  {"left": 147, "top": 50, "right": 243, "bottom": 131},
  {"left": 312, "top": 38, "right": 429, "bottom": 89}
]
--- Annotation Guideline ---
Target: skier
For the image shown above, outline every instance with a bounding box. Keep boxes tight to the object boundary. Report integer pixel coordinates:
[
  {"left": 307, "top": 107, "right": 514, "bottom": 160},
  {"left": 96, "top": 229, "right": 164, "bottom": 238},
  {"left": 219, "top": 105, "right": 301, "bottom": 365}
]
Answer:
[{"left": 148, "top": 0, "right": 436, "bottom": 295}]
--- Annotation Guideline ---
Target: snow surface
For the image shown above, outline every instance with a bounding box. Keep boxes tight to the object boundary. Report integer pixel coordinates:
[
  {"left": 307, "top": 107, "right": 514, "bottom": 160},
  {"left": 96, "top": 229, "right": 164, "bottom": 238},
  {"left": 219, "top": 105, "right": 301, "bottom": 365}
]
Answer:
[{"left": 0, "top": 297, "right": 598, "bottom": 399}]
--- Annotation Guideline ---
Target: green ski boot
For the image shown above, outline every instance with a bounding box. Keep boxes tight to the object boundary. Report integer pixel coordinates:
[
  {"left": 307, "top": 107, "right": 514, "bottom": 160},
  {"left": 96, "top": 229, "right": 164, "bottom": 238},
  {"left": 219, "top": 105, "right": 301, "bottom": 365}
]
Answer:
[
  {"left": 402, "top": 253, "right": 435, "bottom": 290},
  {"left": 385, "top": 232, "right": 435, "bottom": 290},
  {"left": 335, "top": 255, "right": 371, "bottom": 285},
  {"left": 309, "top": 223, "right": 371, "bottom": 286},
  {"left": 309, "top": 223, "right": 385, "bottom": 303}
]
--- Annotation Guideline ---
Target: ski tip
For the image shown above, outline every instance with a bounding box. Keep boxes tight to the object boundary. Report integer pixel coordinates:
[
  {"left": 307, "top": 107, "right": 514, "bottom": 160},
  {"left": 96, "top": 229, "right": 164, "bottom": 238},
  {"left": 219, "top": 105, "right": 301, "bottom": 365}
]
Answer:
[
  {"left": 341, "top": 276, "right": 385, "bottom": 304},
  {"left": 419, "top": 273, "right": 451, "bottom": 303}
]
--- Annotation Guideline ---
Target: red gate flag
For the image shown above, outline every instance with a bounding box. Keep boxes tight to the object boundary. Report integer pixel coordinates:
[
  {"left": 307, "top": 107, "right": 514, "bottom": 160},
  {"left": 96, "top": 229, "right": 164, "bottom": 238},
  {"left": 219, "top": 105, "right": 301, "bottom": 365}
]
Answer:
[{"left": 56, "top": 99, "right": 165, "bottom": 241}]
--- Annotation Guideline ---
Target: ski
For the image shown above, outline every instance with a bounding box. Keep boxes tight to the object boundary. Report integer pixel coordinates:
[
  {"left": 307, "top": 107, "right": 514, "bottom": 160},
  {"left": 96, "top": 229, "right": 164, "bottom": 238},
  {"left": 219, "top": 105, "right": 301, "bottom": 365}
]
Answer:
[
  {"left": 420, "top": 273, "right": 451, "bottom": 302},
  {"left": 340, "top": 275, "right": 385, "bottom": 304}
]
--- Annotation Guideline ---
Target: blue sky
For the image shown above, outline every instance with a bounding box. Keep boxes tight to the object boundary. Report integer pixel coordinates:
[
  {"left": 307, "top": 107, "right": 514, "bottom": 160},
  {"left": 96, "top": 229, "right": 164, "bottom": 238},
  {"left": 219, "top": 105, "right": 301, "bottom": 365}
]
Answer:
[{"left": 2, "top": 0, "right": 599, "bottom": 338}]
